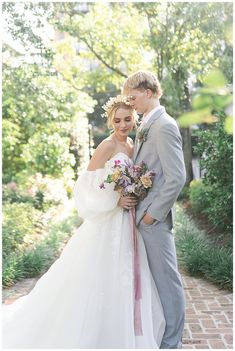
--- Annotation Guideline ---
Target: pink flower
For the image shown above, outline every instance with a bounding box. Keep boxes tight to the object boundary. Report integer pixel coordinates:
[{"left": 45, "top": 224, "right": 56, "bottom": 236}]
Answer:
[
  {"left": 7, "top": 182, "right": 17, "bottom": 191},
  {"left": 100, "top": 160, "right": 155, "bottom": 202},
  {"left": 114, "top": 159, "right": 121, "bottom": 166}
]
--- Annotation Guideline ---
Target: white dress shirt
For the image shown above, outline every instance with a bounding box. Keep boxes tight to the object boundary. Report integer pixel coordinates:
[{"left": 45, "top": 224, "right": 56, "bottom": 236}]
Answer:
[{"left": 141, "top": 105, "right": 162, "bottom": 127}]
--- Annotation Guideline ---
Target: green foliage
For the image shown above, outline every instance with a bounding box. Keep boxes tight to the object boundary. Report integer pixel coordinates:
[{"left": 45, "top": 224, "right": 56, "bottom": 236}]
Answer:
[
  {"left": 175, "top": 204, "right": 232, "bottom": 291},
  {"left": 3, "top": 50, "right": 95, "bottom": 181},
  {"left": 51, "top": 2, "right": 151, "bottom": 92},
  {"left": 193, "top": 116, "right": 233, "bottom": 233},
  {"left": 178, "top": 70, "right": 233, "bottom": 133},
  {"left": 48, "top": 2, "right": 232, "bottom": 187},
  {"left": 3, "top": 256, "right": 25, "bottom": 286},
  {"left": 22, "top": 131, "right": 74, "bottom": 177},
  {"left": 203, "top": 184, "right": 232, "bottom": 233},
  {"left": 2, "top": 203, "right": 40, "bottom": 258},
  {"left": 2, "top": 2, "right": 53, "bottom": 63},
  {"left": 177, "top": 186, "right": 190, "bottom": 201},
  {"left": 20, "top": 247, "right": 50, "bottom": 277},
  {"left": 189, "top": 180, "right": 211, "bottom": 213},
  {"left": 3, "top": 184, "right": 34, "bottom": 205},
  {"left": 3, "top": 175, "right": 69, "bottom": 211},
  {"left": 2, "top": 210, "right": 81, "bottom": 287},
  {"left": 4, "top": 2, "right": 232, "bottom": 127},
  {"left": 134, "top": 2, "right": 232, "bottom": 114}
]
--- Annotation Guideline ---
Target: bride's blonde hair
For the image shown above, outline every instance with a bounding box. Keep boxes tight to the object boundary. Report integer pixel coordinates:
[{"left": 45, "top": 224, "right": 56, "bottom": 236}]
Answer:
[{"left": 102, "top": 95, "right": 138, "bottom": 129}]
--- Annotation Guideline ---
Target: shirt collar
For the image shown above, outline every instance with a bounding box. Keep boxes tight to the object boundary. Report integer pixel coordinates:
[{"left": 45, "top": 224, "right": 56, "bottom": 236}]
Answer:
[{"left": 141, "top": 105, "right": 162, "bottom": 126}]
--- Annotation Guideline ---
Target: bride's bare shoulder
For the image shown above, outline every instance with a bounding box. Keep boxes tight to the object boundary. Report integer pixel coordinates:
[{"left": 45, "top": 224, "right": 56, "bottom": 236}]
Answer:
[
  {"left": 87, "top": 138, "right": 115, "bottom": 171},
  {"left": 97, "top": 138, "right": 116, "bottom": 154}
]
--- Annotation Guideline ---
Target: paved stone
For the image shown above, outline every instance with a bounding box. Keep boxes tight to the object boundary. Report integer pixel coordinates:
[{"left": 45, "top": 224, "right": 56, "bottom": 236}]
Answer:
[
  {"left": 2, "top": 269, "right": 233, "bottom": 349},
  {"left": 3, "top": 277, "right": 39, "bottom": 304},
  {"left": 181, "top": 270, "right": 233, "bottom": 349}
]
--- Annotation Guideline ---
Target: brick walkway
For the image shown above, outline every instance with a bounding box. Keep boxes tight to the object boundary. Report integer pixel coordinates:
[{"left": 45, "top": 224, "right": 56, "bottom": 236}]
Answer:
[
  {"left": 182, "top": 271, "right": 233, "bottom": 349},
  {"left": 3, "top": 271, "right": 233, "bottom": 349}
]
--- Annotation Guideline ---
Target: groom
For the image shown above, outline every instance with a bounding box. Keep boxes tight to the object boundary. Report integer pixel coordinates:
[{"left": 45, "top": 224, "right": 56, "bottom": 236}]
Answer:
[{"left": 123, "top": 71, "right": 186, "bottom": 349}]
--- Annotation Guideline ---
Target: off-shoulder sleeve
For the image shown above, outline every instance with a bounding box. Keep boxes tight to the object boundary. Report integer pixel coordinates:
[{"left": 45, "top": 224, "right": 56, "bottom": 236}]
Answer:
[{"left": 73, "top": 169, "right": 120, "bottom": 220}]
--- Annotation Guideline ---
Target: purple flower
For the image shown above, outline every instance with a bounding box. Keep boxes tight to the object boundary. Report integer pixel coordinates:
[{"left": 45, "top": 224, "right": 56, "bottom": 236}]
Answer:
[
  {"left": 124, "top": 159, "right": 132, "bottom": 167},
  {"left": 100, "top": 159, "right": 155, "bottom": 201}
]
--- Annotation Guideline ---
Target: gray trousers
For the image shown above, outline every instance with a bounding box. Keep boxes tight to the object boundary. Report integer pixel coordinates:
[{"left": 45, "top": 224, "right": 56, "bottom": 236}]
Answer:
[{"left": 138, "top": 218, "right": 185, "bottom": 349}]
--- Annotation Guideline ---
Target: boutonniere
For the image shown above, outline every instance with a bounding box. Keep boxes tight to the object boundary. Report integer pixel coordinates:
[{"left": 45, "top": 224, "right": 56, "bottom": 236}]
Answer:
[{"left": 137, "top": 127, "right": 150, "bottom": 142}]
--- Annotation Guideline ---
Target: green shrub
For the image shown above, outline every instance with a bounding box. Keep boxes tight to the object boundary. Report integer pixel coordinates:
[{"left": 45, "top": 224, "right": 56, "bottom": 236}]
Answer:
[
  {"left": 175, "top": 204, "right": 232, "bottom": 291},
  {"left": 2, "top": 203, "right": 40, "bottom": 258},
  {"left": 21, "top": 246, "right": 53, "bottom": 277},
  {"left": 22, "top": 132, "right": 75, "bottom": 177},
  {"left": 177, "top": 186, "right": 190, "bottom": 201},
  {"left": 189, "top": 180, "right": 210, "bottom": 213},
  {"left": 202, "top": 183, "right": 232, "bottom": 233},
  {"left": 2, "top": 180, "right": 63, "bottom": 212},
  {"left": 194, "top": 115, "right": 233, "bottom": 233},
  {"left": 2, "top": 186, "right": 34, "bottom": 205},
  {"left": 2, "top": 255, "right": 25, "bottom": 287},
  {"left": 2, "top": 210, "right": 82, "bottom": 287},
  {"left": 189, "top": 178, "right": 232, "bottom": 233}
]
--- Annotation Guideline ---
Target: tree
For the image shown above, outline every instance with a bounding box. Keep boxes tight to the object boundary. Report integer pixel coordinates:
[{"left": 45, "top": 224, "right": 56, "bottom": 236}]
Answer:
[
  {"left": 2, "top": 3, "right": 96, "bottom": 182},
  {"left": 134, "top": 2, "right": 233, "bottom": 184},
  {"left": 50, "top": 2, "right": 232, "bottom": 185},
  {"left": 3, "top": 2, "right": 232, "bottom": 185}
]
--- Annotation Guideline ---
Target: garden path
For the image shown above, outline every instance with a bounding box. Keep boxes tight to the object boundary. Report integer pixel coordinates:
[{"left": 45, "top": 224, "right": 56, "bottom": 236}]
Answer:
[{"left": 3, "top": 269, "right": 232, "bottom": 349}]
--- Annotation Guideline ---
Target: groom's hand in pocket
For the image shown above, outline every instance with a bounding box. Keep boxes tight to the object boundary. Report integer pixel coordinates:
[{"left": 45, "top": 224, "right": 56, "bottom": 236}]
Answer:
[
  {"left": 118, "top": 195, "right": 138, "bottom": 210},
  {"left": 142, "top": 213, "right": 155, "bottom": 225}
]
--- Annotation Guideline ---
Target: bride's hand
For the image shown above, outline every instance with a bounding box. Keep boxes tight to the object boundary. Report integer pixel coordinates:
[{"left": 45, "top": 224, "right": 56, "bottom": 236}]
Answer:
[{"left": 118, "top": 195, "right": 138, "bottom": 210}]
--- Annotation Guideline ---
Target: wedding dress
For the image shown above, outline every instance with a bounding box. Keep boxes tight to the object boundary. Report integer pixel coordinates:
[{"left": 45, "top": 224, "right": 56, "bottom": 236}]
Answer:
[{"left": 2, "top": 152, "right": 165, "bottom": 349}]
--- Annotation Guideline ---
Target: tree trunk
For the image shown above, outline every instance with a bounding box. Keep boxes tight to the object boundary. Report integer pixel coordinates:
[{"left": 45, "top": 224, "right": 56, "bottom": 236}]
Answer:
[
  {"left": 181, "top": 127, "right": 193, "bottom": 186},
  {"left": 182, "top": 82, "right": 193, "bottom": 185},
  {"left": 173, "top": 69, "right": 193, "bottom": 186}
]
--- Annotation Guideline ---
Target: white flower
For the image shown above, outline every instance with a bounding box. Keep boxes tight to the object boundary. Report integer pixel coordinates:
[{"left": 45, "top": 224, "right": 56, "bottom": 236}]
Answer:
[{"left": 101, "top": 95, "right": 130, "bottom": 119}]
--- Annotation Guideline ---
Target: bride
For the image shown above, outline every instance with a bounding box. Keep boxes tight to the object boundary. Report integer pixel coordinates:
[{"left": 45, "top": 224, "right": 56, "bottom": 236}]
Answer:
[{"left": 2, "top": 96, "right": 165, "bottom": 349}]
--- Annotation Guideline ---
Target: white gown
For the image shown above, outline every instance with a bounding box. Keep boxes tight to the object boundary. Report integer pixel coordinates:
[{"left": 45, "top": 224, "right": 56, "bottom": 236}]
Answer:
[{"left": 2, "top": 152, "right": 166, "bottom": 349}]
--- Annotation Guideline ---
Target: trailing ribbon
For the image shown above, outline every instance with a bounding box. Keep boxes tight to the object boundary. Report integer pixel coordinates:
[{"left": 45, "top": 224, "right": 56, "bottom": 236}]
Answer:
[{"left": 130, "top": 208, "right": 143, "bottom": 336}]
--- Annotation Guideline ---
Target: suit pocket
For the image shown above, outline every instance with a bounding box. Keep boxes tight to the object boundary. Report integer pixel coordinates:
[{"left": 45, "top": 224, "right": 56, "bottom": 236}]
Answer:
[
  {"left": 140, "top": 219, "right": 159, "bottom": 227},
  {"left": 166, "top": 211, "right": 173, "bottom": 230}
]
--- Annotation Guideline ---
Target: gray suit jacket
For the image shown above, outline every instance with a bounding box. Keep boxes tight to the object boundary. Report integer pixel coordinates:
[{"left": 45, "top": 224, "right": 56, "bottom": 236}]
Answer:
[{"left": 134, "top": 106, "right": 186, "bottom": 226}]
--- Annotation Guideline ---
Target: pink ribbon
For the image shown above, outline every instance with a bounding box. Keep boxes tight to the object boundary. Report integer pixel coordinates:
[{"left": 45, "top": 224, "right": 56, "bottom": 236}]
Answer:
[{"left": 130, "top": 208, "right": 143, "bottom": 336}]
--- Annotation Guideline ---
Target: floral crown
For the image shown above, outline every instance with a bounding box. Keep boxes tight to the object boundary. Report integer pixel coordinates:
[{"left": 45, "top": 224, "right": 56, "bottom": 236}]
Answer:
[{"left": 101, "top": 95, "right": 130, "bottom": 119}]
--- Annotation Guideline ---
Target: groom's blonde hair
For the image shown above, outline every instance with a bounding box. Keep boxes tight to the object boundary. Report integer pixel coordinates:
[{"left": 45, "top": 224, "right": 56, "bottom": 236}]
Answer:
[{"left": 123, "top": 71, "right": 162, "bottom": 98}]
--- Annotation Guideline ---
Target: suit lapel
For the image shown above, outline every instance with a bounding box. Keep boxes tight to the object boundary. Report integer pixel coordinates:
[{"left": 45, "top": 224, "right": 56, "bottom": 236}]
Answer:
[
  {"left": 133, "top": 106, "right": 165, "bottom": 163},
  {"left": 133, "top": 126, "right": 142, "bottom": 160}
]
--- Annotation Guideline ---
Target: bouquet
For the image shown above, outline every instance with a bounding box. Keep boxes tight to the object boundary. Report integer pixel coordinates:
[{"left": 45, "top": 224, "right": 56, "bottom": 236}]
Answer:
[
  {"left": 99, "top": 158, "right": 155, "bottom": 336},
  {"left": 99, "top": 159, "right": 155, "bottom": 201}
]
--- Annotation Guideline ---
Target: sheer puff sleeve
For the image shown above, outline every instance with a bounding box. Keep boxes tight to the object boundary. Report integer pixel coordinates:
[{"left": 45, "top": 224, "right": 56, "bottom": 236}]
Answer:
[{"left": 73, "top": 168, "right": 120, "bottom": 220}]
